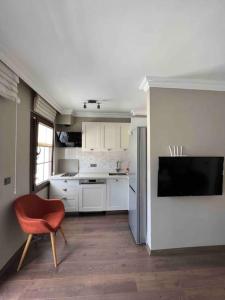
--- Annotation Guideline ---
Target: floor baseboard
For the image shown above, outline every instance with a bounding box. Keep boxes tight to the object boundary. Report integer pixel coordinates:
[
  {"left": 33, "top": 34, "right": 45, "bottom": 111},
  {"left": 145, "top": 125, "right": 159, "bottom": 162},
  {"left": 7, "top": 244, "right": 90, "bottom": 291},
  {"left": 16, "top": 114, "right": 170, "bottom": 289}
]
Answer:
[
  {"left": 150, "top": 244, "right": 225, "bottom": 256},
  {"left": 65, "top": 211, "right": 128, "bottom": 217},
  {"left": 0, "top": 241, "right": 25, "bottom": 278},
  {"left": 106, "top": 210, "right": 128, "bottom": 215},
  {"left": 145, "top": 243, "right": 151, "bottom": 256}
]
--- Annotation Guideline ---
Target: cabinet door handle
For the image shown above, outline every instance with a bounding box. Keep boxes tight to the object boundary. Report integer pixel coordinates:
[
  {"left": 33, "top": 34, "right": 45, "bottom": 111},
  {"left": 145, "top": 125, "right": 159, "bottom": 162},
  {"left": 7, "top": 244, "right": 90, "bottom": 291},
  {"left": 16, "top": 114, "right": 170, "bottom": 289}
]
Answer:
[
  {"left": 64, "top": 180, "right": 67, "bottom": 183},
  {"left": 61, "top": 197, "right": 67, "bottom": 200},
  {"left": 90, "top": 149, "right": 94, "bottom": 151},
  {"left": 108, "top": 148, "right": 111, "bottom": 151},
  {"left": 63, "top": 188, "right": 67, "bottom": 192}
]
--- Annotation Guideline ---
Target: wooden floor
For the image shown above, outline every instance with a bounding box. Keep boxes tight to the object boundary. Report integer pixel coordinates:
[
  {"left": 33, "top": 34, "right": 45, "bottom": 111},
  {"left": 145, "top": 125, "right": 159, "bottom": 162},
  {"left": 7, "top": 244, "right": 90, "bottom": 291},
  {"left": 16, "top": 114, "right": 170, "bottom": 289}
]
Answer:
[{"left": 1, "top": 214, "right": 225, "bottom": 299}]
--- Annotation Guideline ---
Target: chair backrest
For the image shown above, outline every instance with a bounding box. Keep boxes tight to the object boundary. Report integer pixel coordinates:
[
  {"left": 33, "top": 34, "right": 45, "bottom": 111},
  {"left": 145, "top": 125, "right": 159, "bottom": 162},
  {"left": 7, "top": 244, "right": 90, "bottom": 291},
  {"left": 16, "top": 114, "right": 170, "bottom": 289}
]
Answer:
[{"left": 14, "top": 194, "right": 47, "bottom": 220}]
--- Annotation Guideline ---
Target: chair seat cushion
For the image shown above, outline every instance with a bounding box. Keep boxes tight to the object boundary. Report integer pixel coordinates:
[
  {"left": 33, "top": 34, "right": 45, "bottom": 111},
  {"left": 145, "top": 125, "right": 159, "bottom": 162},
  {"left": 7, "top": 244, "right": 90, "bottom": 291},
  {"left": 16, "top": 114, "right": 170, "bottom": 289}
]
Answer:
[{"left": 43, "top": 210, "right": 65, "bottom": 231}]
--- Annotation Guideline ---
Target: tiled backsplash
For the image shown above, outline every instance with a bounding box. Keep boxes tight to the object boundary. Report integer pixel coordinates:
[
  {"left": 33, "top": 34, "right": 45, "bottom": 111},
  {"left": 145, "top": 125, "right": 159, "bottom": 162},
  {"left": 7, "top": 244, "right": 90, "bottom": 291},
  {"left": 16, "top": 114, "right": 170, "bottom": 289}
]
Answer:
[{"left": 55, "top": 148, "right": 129, "bottom": 173}]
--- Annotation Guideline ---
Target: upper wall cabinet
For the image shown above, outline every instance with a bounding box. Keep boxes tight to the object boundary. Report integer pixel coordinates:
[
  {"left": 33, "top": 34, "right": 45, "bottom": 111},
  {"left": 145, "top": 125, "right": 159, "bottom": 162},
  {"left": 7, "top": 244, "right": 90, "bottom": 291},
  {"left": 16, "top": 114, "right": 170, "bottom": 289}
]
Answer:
[
  {"left": 120, "top": 123, "right": 130, "bottom": 151},
  {"left": 102, "top": 123, "right": 120, "bottom": 151},
  {"left": 82, "top": 122, "right": 130, "bottom": 151},
  {"left": 82, "top": 122, "right": 102, "bottom": 151}
]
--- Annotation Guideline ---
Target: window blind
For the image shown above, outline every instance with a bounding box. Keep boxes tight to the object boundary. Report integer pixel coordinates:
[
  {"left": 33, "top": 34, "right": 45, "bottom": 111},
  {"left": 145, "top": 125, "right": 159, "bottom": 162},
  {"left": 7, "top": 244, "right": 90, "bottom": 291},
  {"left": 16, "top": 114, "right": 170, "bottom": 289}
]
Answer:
[
  {"left": 0, "top": 60, "right": 20, "bottom": 103},
  {"left": 34, "top": 95, "right": 57, "bottom": 122}
]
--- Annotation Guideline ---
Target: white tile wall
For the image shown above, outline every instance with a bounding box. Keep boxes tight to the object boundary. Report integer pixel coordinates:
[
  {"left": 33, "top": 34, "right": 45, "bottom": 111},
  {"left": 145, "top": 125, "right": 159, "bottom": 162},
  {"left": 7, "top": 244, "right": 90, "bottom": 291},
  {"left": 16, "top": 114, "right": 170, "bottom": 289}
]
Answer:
[{"left": 55, "top": 148, "right": 129, "bottom": 173}]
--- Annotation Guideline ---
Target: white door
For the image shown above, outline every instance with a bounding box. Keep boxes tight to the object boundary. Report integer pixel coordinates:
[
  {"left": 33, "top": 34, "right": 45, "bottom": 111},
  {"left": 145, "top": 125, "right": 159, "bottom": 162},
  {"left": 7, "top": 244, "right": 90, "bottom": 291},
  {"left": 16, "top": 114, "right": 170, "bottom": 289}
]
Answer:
[
  {"left": 82, "top": 122, "right": 102, "bottom": 151},
  {"left": 120, "top": 123, "right": 130, "bottom": 151},
  {"left": 107, "top": 179, "right": 128, "bottom": 210},
  {"left": 102, "top": 123, "right": 120, "bottom": 151},
  {"left": 79, "top": 184, "right": 106, "bottom": 211}
]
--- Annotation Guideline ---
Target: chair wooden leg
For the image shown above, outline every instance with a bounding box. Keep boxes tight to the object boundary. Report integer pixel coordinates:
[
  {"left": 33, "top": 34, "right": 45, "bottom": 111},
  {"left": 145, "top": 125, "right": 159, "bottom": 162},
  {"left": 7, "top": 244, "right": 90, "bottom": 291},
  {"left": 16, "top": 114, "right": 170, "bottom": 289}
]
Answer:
[
  {"left": 17, "top": 234, "right": 33, "bottom": 272},
  {"left": 50, "top": 232, "right": 57, "bottom": 268},
  {"left": 59, "top": 226, "right": 67, "bottom": 243}
]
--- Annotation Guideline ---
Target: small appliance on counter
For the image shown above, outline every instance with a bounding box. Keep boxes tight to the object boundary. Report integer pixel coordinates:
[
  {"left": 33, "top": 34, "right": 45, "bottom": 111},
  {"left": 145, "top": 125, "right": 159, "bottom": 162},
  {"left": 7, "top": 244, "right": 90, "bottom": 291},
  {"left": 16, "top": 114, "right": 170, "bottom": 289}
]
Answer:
[{"left": 58, "top": 159, "right": 79, "bottom": 176}]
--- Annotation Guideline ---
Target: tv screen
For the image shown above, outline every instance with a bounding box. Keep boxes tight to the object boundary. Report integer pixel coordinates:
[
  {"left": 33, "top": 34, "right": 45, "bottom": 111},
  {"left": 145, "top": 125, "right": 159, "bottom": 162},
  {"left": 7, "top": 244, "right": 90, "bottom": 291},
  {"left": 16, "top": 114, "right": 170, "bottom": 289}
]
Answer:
[{"left": 158, "top": 157, "right": 224, "bottom": 197}]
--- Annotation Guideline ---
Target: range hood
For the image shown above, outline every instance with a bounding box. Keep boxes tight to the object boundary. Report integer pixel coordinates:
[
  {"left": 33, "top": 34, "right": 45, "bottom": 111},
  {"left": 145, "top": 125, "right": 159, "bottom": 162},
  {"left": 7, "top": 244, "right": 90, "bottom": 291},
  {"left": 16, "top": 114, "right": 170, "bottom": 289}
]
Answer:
[{"left": 56, "top": 114, "right": 73, "bottom": 125}]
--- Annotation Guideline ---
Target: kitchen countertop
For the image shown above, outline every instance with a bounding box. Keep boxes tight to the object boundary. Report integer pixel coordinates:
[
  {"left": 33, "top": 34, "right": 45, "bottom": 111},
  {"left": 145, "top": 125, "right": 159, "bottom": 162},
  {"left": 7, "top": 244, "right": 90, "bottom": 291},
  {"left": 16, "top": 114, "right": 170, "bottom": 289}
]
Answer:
[{"left": 50, "top": 172, "right": 129, "bottom": 180}]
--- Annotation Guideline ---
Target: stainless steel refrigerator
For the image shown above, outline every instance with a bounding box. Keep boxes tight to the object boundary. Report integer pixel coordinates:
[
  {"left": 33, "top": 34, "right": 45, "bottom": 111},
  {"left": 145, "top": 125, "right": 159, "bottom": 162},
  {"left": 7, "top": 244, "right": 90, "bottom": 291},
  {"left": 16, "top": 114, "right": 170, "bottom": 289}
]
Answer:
[{"left": 128, "top": 127, "right": 147, "bottom": 244}]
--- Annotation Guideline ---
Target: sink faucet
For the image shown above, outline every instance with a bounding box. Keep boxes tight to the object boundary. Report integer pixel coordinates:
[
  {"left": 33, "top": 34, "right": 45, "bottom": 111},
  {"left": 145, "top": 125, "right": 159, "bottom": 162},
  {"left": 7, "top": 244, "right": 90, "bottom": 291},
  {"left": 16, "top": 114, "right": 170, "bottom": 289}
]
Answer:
[{"left": 116, "top": 161, "right": 121, "bottom": 173}]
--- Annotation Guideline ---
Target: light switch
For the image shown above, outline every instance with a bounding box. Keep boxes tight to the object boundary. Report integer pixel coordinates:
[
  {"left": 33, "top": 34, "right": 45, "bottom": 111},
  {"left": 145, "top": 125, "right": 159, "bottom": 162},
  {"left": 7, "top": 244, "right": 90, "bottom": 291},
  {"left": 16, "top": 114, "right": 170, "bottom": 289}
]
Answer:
[
  {"left": 4, "top": 177, "right": 11, "bottom": 185},
  {"left": 90, "top": 164, "right": 97, "bottom": 167}
]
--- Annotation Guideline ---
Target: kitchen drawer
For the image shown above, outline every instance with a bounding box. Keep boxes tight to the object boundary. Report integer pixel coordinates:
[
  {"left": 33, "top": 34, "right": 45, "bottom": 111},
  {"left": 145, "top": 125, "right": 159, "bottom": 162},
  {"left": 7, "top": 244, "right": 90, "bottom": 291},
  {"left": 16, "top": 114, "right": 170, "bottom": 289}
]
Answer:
[
  {"left": 61, "top": 197, "right": 78, "bottom": 212},
  {"left": 50, "top": 180, "right": 79, "bottom": 198},
  {"left": 52, "top": 179, "right": 79, "bottom": 189}
]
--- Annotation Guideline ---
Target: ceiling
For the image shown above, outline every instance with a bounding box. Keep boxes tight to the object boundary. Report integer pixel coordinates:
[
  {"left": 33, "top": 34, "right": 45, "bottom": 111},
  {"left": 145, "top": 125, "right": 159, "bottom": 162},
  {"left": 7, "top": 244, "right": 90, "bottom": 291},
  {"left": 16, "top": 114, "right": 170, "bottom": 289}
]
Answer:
[{"left": 1, "top": 0, "right": 225, "bottom": 114}]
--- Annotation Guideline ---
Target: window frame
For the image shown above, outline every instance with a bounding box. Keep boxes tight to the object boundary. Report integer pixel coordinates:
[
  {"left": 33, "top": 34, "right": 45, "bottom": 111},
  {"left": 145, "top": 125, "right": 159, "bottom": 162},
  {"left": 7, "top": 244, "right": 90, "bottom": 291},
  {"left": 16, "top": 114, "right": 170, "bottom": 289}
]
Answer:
[{"left": 30, "top": 112, "right": 54, "bottom": 193}]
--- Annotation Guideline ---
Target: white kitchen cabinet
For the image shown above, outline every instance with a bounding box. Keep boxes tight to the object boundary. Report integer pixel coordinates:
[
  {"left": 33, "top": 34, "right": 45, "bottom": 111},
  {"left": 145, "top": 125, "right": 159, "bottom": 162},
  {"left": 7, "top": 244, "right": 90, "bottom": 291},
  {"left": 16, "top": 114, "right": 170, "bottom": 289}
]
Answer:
[
  {"left": 82, "top": 122, "right": 102, "bottom": 151},
  {"left": 61, "top": 194, "right": 79, "bottom": 213},
  {"left": 102, "top": 123, "right": 120, "bottom": 151},
  {"left": 50, "top": 179, "right": 79, "bottom": 212},
  {"left": 120, "top": 123, "right": 130, "bottom": 151},
  {"left": 107, "top": 178, "right": 128, "bottom": 211},
  {"left": 79, "top": 184, "right": 106, "bottom": 211},
  {"left": 82, "top": 122, "right": 130, "bottom": 151}
]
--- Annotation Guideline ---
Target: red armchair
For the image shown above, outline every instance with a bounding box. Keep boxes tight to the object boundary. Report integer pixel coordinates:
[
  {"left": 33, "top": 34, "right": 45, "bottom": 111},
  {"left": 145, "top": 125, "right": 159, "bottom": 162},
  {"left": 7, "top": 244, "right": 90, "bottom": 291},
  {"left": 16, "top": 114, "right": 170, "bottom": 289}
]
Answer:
[{"left": 14, "top": 194, "right": 67, "bottom": 271}]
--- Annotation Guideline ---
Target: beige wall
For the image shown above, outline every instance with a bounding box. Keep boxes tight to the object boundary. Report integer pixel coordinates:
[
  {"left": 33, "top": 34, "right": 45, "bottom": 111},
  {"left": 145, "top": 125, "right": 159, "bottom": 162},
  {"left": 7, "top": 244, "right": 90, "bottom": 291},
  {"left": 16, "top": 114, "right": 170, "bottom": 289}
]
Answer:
[
  {"left": 0, "top": 81, "right": 31, "bottom": 269},
  {"left": 36, "top": 186, "right": 48, "bottom": 198},
  {"left": 149, "top": 87, "right": 225, "bottom": 250},
  {"left": 0, "top": 80, "right": 48, "bottom": 270}
]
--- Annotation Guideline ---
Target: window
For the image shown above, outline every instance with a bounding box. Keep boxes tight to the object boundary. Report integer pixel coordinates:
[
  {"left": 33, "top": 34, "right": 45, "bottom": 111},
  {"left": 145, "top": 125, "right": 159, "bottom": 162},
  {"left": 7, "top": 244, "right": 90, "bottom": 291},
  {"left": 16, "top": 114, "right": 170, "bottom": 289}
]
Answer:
[
  {"left": 30, "top": 113, "right": 54, "bottom": 192},
  {"left": 36, "top": 123, "right": 53, "bottom": 185}
]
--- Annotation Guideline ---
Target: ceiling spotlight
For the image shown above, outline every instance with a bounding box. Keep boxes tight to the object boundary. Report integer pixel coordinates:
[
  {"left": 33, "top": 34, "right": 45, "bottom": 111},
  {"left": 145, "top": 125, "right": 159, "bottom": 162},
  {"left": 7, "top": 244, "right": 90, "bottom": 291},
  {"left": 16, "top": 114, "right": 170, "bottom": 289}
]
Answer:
[
  {"left": 97, "top": 103, "right": 100, "bottom": 109},
  {"left": 83, "top": 102, "right": 87, "bottom": 109}
]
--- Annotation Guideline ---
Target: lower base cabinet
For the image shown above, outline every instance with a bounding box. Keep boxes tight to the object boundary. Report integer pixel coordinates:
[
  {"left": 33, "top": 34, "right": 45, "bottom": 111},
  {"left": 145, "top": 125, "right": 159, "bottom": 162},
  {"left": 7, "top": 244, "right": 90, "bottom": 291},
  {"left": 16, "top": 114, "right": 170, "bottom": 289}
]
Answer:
[
  {"left": 78, "top": 184, "right": 106, "bottom": 212},
  {"left": 61, "top": 193, "right": 79, "bottom": 213},
  {"left": 106, "top": 179, "right": 128, "bottom": 211},
  {"left": 50, "top": 180, "right": 79, "bottom": 213},
  {"left": 50, "top": 178, "right": 128, "bottom": 213}
]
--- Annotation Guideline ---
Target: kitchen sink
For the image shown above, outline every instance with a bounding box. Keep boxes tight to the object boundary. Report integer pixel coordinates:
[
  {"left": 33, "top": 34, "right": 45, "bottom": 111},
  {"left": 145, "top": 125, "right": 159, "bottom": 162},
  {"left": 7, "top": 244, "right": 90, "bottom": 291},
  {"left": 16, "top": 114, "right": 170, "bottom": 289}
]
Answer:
[{"left": 109, "top": 172, "right": 127, "bottom": 176}]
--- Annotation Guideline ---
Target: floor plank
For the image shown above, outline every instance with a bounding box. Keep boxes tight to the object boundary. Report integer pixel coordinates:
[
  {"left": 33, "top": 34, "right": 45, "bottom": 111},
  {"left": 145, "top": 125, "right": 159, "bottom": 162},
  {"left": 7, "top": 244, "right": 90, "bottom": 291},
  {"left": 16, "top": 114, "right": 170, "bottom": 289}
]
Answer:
[{"left": 1, "top": 214, "right": 225, "bottom": 299}]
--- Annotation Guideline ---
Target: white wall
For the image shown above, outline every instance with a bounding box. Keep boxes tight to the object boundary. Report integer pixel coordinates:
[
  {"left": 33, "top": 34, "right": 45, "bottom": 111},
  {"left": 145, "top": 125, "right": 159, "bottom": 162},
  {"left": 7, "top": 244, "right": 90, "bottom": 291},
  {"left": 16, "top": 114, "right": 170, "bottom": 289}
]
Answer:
[
  {"left": 55, "top": 148, "right": 129, "bottom": 173},
  {"left": 148, "top": 87, "right": 225, "bottom": 250}
]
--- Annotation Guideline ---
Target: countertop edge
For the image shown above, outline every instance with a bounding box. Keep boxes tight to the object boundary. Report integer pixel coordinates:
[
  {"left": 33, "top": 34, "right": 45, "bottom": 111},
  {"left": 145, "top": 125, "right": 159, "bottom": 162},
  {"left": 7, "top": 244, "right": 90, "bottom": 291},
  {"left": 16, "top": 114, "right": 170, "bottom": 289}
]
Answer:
[{"left": 50, "top": 173, "right": 129, "bottom": 180}]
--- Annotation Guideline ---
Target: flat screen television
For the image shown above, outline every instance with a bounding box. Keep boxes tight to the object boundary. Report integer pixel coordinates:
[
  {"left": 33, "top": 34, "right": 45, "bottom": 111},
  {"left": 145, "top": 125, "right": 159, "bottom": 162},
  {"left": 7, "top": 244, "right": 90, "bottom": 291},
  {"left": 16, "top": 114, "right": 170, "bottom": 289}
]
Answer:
[
  {"left": 56, "top": 131, "right": 82, "bottom": 148},
  {"left": 158, "top": 157, "right": 224, "bottom": 197}
]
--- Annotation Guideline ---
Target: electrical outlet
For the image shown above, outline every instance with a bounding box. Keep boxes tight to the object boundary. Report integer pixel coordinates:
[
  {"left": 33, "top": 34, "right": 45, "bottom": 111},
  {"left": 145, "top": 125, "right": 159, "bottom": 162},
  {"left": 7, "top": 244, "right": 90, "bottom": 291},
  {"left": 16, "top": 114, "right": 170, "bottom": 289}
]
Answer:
[
  {"left": 4, "top": 177, "right": 11, "bottom": 185},
  {"left": 90, "top": 163, "right": 97, "bottom": 167}
]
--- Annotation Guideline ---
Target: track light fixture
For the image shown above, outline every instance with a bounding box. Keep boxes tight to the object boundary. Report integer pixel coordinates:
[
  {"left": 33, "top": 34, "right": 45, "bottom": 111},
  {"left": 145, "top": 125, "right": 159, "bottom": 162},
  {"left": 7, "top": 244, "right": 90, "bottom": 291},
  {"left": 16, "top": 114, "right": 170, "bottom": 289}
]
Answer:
[{"left": 82, "top": 99, "right": 102, "bottom": 110}]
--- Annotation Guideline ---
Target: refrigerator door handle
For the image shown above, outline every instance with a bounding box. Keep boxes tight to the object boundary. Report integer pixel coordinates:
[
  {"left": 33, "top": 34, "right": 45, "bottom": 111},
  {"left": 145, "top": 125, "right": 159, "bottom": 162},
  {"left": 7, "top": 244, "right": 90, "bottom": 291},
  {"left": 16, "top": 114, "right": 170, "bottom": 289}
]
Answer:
[{"left": 129, "top": 185, "right": 136, "bottom": 193}]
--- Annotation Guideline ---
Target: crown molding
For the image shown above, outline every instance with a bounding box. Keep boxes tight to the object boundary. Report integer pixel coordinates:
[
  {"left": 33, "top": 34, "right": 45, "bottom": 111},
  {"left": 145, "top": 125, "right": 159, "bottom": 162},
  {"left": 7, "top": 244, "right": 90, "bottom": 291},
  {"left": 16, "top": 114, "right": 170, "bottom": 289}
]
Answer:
[
  {"left": 130, "top": 110, "right": 147, "bottom": 117},
  {"left": 61, "top": 108, "right": 74, "bottom": 115},
  {"left": 139, "top": 76, "right": 225, "bottom": 92},
  {"left": 72, "top": 110, "right": 131, "bottom": 118},
  {"left": 0, "top": 44, "right": 63, "bottom": 113}
]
